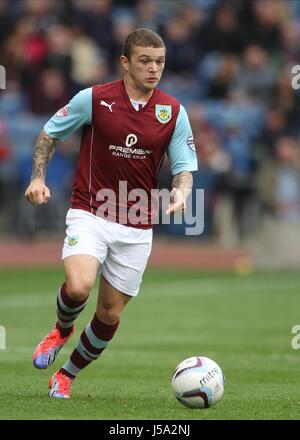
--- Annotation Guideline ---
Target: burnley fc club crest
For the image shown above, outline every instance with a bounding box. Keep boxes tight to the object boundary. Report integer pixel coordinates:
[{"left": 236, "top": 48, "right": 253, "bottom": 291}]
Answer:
[
  {"left": 155, "top": 105, "right": 172, "bottom": 124},
  {"left": 68, "top": 235, "right": 79, "bottom": 246}
]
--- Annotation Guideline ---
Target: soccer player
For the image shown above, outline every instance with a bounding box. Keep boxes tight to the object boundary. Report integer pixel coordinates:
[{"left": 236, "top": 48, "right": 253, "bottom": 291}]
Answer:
[{"left": 25, "top": 28, "right": 198, "bottom": 398}]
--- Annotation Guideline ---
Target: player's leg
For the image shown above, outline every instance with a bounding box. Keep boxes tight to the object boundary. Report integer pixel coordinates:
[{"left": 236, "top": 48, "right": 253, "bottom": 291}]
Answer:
[
  {"left": 32, "top": 255, "right": 99, "bottom": 370},
  {"left": 48, "top": 221, "right": 152, "bottom": 398},
  {"left": 49, "top": 276, "right": 131, "bottom": 398},
  {"left": 96, "top": 274, "right": 132, "bottom": 324},
  {"left": 33, "top": 208, "right": 107, "bottom": 370},
  {"left": 62, "top": 274, "right": 131, "bottom": 376},
  {"left": 56, "top": 255, "right": 100, "bottom": 336}
]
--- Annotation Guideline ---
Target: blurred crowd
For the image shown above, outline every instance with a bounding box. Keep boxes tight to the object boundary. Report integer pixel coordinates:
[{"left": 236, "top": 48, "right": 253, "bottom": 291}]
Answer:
[{"left": 1, "top": 0, "right": 300, "bottom": 247}]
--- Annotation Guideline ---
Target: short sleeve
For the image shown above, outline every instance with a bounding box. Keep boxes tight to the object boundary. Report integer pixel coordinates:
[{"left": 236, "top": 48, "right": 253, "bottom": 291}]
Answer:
[
  {"left": 44, "top": 88, "right": 92, "bottom": 141},
  {"left": 167, "top": 105, "right": 198, "bottom": 175}
]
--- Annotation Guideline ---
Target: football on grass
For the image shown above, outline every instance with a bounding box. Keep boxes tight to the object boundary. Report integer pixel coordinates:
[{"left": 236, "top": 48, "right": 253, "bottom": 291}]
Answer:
[{"left": 171, "top": 356, "right": 225, "bottom": 409}]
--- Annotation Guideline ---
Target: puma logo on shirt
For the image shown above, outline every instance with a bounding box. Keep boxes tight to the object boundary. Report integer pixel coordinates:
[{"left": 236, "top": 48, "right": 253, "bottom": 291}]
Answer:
[{"left": 100, "top": 100, "right": 115, "bottom": 112}]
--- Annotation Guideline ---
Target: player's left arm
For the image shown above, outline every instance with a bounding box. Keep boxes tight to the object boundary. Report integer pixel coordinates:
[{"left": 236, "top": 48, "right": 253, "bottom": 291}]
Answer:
[
  {"left": 166, "top": 105, "right": 198, "bottom": 215},
  {"left": 166, "top": 171, "right": 193, "bottom": 215}
]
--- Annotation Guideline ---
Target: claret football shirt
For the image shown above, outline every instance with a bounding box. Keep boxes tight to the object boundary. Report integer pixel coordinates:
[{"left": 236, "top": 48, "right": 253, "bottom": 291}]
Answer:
[{"left": 44, "top": 80, "right": 198, "bottom": 228}]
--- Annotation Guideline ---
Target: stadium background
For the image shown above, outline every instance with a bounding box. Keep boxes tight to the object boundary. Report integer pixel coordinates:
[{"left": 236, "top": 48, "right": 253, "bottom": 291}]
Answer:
[
  {"left": 1, "top": 0, "right": 300, "bottom": 268},
  {"left": 1, "top": 0, "right": 300, "bottom": 421}
]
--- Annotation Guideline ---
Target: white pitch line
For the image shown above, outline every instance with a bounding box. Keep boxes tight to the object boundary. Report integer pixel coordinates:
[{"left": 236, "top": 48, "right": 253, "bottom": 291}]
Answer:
[
  {"left": 0, "top": 294, "right": 54, "bottom": 309},
  {"left": 0, "top": 277, "right": 292, "bottom": 308},
  {"left": 0, "top": 289, "right": 97, "bottom": 308}
]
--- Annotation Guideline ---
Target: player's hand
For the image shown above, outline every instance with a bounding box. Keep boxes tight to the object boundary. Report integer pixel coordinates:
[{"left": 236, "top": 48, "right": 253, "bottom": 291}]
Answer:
[
  {"left": 25, "top": 178, "right": 51, "bottom": 206},
  {"left": 165, "top": 187, "right": 187, "bottom": 215}
]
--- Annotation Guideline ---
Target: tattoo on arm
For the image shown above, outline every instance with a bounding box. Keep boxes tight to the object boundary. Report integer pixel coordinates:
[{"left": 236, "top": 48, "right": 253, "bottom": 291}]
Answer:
[
  {"left": 172, "top": 171, "right": 193, "bottom": 192},
  {"left": 31, "top": 130, "right": 57, "bottom": 181}
]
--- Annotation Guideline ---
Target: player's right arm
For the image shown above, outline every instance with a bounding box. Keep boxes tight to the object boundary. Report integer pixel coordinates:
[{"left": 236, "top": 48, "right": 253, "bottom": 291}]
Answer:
[
  {"left": 25, "top": 130, "right": 57, "bottom": 205},
  {"left": 25, "top": 88, "right": 92, "bottom": 206}
]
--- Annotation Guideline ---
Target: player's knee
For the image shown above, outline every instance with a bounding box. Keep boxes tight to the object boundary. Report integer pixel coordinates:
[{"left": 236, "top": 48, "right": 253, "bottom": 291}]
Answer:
[
  {"left": 65, "top": 279, "right": 92, "bottom": 301},
  {"left": 98, "top": 306, "right": 121, "bottom": 325}
]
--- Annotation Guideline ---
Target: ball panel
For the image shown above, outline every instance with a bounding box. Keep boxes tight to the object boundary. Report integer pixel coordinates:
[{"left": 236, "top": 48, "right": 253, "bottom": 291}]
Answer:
[
  {"left": 182, "top": 388, "right": 211, "bottom": 408},
  {"left": 172, "top": 356, "right": 208, "bottom": 381}
]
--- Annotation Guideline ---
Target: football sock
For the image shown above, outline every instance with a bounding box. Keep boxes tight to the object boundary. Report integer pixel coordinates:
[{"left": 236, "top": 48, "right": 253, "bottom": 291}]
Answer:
[
  {"left": 59, "top": 313, "right": 119, "bottom": 379},
  {"left": 56, "top": 282, "right": 87, "bottom": 338}
]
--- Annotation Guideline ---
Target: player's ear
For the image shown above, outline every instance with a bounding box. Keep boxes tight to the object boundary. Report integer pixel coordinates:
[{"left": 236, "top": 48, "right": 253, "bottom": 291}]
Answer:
[{"left": 120, "top": 55, "right": 129, "bottom": 72}]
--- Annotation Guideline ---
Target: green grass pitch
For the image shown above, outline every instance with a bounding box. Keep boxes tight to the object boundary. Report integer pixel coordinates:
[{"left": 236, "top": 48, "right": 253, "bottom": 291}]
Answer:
[{"left": 0, "top": 267, "right": 300, "bottom": 420}]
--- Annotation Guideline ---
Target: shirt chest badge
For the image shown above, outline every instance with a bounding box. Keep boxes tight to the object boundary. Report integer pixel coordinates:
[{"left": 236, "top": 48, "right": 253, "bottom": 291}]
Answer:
[{"left": 155, "top": 105, "right": 172, "bottom": 124}]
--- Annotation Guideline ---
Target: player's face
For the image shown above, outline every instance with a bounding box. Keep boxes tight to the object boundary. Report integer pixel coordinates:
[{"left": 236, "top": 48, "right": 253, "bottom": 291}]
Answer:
[{"left": 122, "top": 46, "right": 166, "bottom": 93}]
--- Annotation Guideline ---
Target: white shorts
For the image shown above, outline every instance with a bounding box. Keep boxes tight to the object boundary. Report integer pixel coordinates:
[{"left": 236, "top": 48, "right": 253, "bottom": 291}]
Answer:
[{"left": 62, "top": 209, "right": 153, "bottom": 296}]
